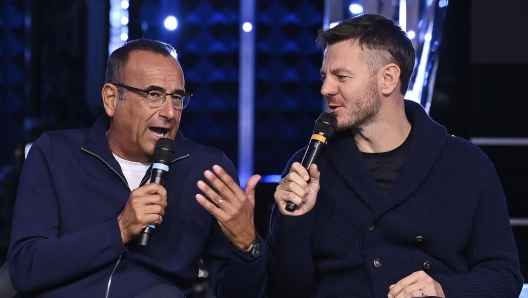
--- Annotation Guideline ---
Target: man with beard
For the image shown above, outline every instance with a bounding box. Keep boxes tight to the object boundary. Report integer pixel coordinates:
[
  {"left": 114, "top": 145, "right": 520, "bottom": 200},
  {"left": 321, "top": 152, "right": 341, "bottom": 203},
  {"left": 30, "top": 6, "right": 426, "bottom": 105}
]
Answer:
[{"left": 266, "top": 14, "right": 523, "bottom": 298}]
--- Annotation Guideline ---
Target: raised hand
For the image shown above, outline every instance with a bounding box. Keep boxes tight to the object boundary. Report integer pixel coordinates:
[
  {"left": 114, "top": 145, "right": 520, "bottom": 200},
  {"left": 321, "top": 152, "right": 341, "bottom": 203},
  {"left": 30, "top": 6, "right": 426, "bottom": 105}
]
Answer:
[{"left": 196, "top": 165, "right": 261, "bottom": 249}]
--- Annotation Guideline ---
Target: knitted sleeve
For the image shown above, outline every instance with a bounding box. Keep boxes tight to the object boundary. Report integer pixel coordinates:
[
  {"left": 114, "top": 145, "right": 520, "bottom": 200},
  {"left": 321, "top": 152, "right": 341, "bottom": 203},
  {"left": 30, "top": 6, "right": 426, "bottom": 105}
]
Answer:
[{"left": 266, "top": 150, "right": 317, "bottom": 298}]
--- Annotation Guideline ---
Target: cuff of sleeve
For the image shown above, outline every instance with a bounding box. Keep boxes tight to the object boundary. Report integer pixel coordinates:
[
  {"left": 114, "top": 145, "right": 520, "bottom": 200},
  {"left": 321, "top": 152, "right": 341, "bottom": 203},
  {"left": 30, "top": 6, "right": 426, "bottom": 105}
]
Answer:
[
  {"left": 232, "top": 235, "right": 266, "bottom": 260},
  {"left": 268, "top": 209, "right": 315, "bottom": 249},
  {"left": 273, "top": 209, "right": 315, "bottom": 231},
  {"left": 107, "top": 219, "right": 127, "bottom": 254}
]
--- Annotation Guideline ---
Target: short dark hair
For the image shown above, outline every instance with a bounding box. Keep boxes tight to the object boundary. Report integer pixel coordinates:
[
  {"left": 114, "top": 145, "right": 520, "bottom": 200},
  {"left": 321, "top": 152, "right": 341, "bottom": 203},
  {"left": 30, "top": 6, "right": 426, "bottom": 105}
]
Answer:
[
  {"left": 105, "top": 39, "right": 177, "bottom": 86},
  {"left": 316, "top": 14, "right": 415, "bottom": 94}
]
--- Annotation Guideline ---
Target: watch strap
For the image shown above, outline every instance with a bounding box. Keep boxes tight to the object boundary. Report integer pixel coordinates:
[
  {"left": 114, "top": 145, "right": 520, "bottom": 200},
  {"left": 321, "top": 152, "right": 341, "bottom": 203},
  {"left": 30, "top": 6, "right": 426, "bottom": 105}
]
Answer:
[{"left": 234, "top": 237, "right": 261, "bottom": 259}]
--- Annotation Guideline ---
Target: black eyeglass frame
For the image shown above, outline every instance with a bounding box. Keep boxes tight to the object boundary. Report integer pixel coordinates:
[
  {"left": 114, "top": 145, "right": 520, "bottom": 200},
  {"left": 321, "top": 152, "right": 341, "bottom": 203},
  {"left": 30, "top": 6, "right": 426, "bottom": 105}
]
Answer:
[{"left": 112, "top": 83, "right": 192, "bottom": 110}]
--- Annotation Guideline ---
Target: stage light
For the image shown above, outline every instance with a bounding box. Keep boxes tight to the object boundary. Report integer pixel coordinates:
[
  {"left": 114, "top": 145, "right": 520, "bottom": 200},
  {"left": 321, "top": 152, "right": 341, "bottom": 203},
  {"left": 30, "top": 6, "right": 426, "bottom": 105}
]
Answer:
[
  {"left": 164, "top": 16, "right": 178, "bottom": 31},
  {"left": 242, "top": 22, "right": 252, "bottom": 32},
  {"left": 407, "top": 30, "right": 416, "bottom": 39},
  {"left": 349, "top": 4, "right": 364, "bottom": 15},
  {"left": 109, "top": 0, "right": 128, "bottom": 53},
  {"left": 329, "top": 22, "right": 340, "bottom": 29},
  {"left": 438, "top": 0, "right": 448, "bottom": 8},
  {"left": 261, "top": 175, "right": 282, "bottom": 183},
  {"left": 110, "top": 10, "right": 122, "bottom": 27}
]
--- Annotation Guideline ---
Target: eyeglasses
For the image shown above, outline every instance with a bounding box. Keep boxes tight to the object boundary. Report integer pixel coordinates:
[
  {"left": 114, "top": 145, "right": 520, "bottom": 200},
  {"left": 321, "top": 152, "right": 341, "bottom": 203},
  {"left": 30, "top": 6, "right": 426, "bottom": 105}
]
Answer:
[{"left": 113, "top": 83, "right": 192, "bottom": 110}]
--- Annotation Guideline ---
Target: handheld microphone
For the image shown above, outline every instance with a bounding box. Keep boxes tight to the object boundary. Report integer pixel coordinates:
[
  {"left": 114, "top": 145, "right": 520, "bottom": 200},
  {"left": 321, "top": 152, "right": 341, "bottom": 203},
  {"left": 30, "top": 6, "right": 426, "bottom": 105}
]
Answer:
[
  {"left": 285, "top": 112, "right": 337, "bottom": 212},
  {"left": 138, "top": 138, "right": 176, "bottom": 246}
]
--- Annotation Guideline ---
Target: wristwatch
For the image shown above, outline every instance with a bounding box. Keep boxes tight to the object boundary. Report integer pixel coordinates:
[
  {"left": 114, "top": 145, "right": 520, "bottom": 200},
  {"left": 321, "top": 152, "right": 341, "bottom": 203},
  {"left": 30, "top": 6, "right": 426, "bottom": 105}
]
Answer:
[{"left": 234, "top": 238, "right": 261, "bottom": 259}]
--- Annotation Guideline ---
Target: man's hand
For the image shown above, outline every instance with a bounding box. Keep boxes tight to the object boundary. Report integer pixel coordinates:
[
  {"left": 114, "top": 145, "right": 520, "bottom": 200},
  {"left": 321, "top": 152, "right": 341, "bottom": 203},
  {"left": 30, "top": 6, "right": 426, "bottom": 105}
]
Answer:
[
  {"left": 117, "top": 183, "right": 167, "bottom": 244},
  {"left": 195, "top": 165, "right": 261, "bottom": 249},
  {"left": 388, "top": 271, "right": 445, "bottom": 298},
  {"left": 274, "top": 162, "right": 320, "bottom": 216}
]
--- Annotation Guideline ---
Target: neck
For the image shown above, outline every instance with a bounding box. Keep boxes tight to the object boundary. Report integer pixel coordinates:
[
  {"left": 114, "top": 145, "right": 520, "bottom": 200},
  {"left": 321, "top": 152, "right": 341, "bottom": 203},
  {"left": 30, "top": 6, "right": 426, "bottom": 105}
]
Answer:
[
  {"left": 354, "top": 99, "right": 410, "bottom": 153},
  {"left": 106, "top": 128, "right": 152, "bottom": 163}
]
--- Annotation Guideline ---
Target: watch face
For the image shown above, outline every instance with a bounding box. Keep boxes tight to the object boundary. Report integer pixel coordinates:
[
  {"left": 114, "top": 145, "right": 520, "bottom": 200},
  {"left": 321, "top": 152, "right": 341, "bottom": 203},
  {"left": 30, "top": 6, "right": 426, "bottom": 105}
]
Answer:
[{"left": 250, "top": 241, "right": 261, "bottom": 256}]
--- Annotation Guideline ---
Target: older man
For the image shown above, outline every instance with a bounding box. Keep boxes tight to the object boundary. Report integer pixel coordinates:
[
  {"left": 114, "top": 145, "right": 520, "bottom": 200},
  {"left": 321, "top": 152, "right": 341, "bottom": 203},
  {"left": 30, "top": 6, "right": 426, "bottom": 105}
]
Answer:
[{"left": 8, "top": 39, "right": 266, "bottom": 297}]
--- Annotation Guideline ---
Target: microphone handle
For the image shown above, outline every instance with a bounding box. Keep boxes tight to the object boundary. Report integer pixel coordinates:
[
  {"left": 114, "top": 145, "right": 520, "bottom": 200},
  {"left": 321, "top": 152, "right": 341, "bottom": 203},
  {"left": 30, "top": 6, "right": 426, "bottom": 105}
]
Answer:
[
  {"left": 285, "top": 140, "right": 325, "bottom": 212},
  {"left": 138, "top": 225, "right": 155, "bottom": 246},
  {"left": 301, "top": 140, "right": 325, "bottom": 170},
  {"left": 138, "top": 168, "right": 168, "bottom": 246}
]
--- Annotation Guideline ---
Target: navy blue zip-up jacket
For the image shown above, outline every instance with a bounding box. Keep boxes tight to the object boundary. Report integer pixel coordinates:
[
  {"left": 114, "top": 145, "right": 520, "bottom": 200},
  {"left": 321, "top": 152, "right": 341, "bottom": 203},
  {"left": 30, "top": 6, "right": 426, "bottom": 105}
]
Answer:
[
  {"left": 8, "top": 114, "right": 267, "bottom": 297},
  {"left": 267, "top": 100, "right": 523, "bottom": 297}
]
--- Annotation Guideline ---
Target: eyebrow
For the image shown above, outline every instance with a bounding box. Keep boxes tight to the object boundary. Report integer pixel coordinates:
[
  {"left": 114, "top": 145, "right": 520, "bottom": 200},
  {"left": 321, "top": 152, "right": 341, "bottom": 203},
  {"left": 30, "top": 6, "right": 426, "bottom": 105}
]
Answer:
[
  {"left": 320, "top": 67, "right": 355, "bottom": 77},
  {"left": 144, "top": 85, "right": 186, "bottom": 95}
]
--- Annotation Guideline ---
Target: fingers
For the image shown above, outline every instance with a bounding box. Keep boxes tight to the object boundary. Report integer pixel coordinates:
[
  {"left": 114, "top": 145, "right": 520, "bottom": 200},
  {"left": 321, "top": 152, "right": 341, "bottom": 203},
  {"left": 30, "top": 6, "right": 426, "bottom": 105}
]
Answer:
[
  {"left": 279, "top": 162, "right": 310, "bottom": 196},
  {"left": 388, "top": 271, "right": 440, "bottom": 298},
  {"left": 129, "top": 185, "right": 168, "bottom": 216},
  {"left": 201, "top": 166, "right": 237, "bottom": 202},
  {"left": 388, "top": 271, "right": 419, "bottom": 298},
  {"left": 291, "top": 162, "right": 310, "bottom": 181},
  {"left": 195, "top": 192, "right": 221, "bottom": 215},
  {"left": 209, "top": 165, "right": 244, "bottom": 197},
  {"left": 195, "top": 166, "right": 235, "bottom": 218},
  {"left": 307, "top": 163, "right": 320, "bottom": 186},
  {"left": 197, "top": 165, "right": 257, "bottom": 207},
  {"left": 132, "top": 182, "right": 167, "bottom": 200},
  {"left": 195, "top": 166, "right": 259, "bottom": 248},
  {"left": 245, "top": 174, "right": 262, "bottom": 200},
  {"left": 118, "top": 184, "right": 168, "bottom": 243},
  {"left": 274, "top": 162, "right": 320, "bottom": 213},
  {"left": 129, "top": 198, "right": 166, "bottom": 221}
]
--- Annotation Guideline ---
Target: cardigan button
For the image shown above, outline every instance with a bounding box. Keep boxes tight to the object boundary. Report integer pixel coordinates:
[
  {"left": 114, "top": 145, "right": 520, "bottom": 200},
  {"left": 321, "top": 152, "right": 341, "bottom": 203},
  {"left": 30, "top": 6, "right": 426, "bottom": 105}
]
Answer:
[
  {"left": 423, "top": 261, "right": 432, "bottom": 270},
  {"left": 373, "top": 258, "right": 382, "bottom": 268},
  {"left": 414, "top": 236, "right": 424, "bottom": 244},
  {"left": 369, "top": 225, "right": 376, "bottom": 233}
]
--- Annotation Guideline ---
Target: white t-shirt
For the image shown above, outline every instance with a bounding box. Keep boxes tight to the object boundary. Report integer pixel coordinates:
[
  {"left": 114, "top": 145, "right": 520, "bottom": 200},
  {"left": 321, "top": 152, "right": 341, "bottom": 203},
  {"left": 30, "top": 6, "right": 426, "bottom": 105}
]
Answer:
[{"left": 113, "top": 153, "right": 151, "bottom": 190}]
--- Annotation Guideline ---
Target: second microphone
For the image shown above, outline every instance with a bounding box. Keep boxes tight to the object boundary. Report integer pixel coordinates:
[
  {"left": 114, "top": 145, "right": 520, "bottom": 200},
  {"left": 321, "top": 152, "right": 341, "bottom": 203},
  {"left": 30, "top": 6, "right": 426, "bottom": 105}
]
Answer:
[{"left": 285, "top": 112, "right": 337, "bottom": 212}]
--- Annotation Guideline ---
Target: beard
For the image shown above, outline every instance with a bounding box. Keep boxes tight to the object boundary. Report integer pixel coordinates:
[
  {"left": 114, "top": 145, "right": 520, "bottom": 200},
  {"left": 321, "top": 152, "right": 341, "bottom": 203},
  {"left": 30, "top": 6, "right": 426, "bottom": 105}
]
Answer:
[{"left": 337, "top": 75, "right": 380, "bottom": 131}]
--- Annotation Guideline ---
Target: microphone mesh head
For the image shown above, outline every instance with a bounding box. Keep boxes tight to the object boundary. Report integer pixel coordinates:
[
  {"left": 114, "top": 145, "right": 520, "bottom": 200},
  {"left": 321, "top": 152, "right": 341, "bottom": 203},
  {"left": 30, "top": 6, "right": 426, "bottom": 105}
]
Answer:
[
  {"left": 314, "top": 112, "right": 337, "bottom": 137},
  {"left": 154, "top": 138, "right": 176, "bottom": 165}
]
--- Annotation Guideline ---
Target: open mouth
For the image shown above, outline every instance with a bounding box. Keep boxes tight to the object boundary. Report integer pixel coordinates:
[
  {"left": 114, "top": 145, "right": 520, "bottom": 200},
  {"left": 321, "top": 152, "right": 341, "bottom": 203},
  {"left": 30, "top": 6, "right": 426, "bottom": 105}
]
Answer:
[
  {"left": 149, "top": 127, "right": 169, "bottom": 137},
  {"left": 327, "top": 104, "right": 340, "bottom": 111}
]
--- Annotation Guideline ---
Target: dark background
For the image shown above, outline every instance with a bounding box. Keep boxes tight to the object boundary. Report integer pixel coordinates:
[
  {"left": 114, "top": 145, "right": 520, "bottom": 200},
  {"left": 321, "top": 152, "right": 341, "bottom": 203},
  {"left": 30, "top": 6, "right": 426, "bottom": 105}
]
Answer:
[{"left": 0, "top": 0, "right": 526, "bottom": 287}]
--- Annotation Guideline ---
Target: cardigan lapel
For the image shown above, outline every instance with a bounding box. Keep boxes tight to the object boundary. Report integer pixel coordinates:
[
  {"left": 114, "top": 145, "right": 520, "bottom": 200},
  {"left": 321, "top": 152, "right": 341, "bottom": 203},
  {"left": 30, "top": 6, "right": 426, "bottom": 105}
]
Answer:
[
  {"left": 324, "top": 129, "right": 385, "bottom": 211},
  {"left": 322, "top": 100, "right": 449, "bottom": 214},
  {"left": 373, "top": 100, "right": 449, "bottom": 217}
]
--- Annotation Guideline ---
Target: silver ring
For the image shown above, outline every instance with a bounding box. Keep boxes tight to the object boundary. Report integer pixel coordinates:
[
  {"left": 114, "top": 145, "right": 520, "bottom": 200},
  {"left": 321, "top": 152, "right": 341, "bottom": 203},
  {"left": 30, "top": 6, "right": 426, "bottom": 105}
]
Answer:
[{"left": 215, "top": 199, "right": 224, "bottom": 204}]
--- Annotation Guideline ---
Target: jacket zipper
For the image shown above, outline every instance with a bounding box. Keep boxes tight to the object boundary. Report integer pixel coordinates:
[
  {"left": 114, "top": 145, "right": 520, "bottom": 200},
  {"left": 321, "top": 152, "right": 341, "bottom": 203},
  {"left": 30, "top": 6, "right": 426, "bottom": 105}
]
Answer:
[
  {"left": 81, "top": 147, "right": 189, "bottom": 297},
  {"left": 105, "top": 254, "right": 122, "bottom": 298},
  {"left": 81, "top": 148, "right": 129, "bottom": 186}
]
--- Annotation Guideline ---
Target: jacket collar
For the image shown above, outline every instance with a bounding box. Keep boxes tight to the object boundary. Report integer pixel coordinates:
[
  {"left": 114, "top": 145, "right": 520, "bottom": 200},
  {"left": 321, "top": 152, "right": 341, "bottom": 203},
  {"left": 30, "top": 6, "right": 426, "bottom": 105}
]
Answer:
[
  {"left": 323, "top": 100, "right": 448, "bottom": 212},
  {"left": 81, "top": 114, "right": 190, "bottom": 177}
]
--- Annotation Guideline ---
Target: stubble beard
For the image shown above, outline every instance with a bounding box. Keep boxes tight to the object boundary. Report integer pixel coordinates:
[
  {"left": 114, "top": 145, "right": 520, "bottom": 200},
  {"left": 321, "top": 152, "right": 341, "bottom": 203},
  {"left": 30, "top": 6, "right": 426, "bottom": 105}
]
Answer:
[{"left": 337, "top": 75, "right": 380, "bottom": 131}]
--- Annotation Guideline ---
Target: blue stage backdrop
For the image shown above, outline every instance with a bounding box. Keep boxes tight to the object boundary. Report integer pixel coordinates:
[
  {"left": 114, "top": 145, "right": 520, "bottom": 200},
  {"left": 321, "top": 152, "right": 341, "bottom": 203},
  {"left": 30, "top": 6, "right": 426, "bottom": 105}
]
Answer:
[{"left": 134, "top": 0, "right": 324, "bottom": 177}]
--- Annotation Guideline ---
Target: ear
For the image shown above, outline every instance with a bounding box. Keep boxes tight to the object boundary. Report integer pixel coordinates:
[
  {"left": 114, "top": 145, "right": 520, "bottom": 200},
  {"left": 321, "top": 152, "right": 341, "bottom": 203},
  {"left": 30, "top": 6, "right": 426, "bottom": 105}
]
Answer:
[
  {"left": 379, "top": 63, "right": 401, "bottom": 96},
  {"left": 102, "top": 83, "right": 118, "bottom": 117}
]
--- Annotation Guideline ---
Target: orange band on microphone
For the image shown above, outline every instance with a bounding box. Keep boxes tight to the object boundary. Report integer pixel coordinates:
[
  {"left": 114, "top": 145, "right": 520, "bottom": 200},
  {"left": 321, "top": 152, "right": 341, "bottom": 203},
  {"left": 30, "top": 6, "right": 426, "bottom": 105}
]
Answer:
[{"left": 311, "top": 134, "right": 327, "bottom": 143}]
